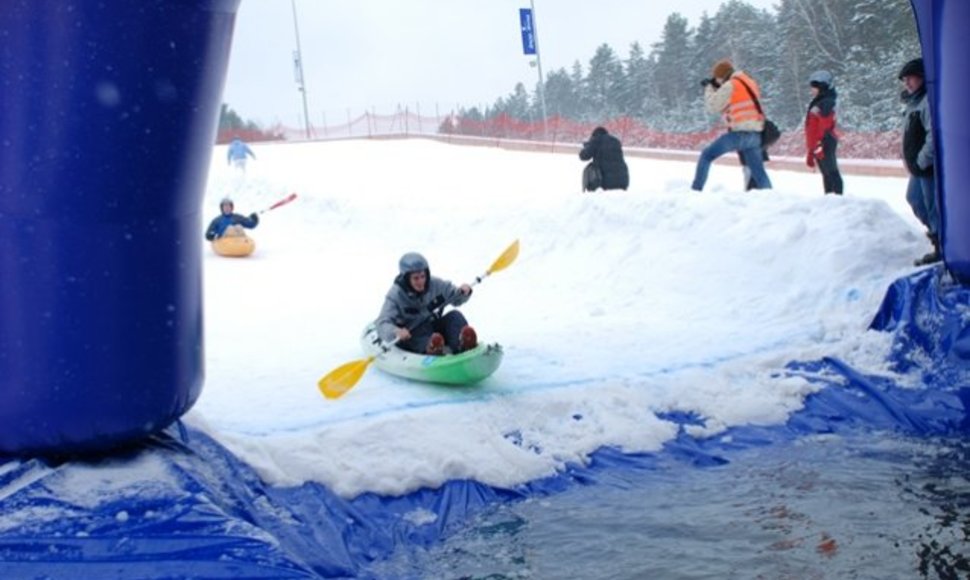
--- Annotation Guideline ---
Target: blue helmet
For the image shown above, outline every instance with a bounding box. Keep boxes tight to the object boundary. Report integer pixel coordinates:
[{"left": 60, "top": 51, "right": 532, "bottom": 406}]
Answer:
[
  {"left": 399, "top": 252, "right": 429, "bottom": 275},
  {"left": 808, "top": 70, "right": 834, "bottom": 88}
]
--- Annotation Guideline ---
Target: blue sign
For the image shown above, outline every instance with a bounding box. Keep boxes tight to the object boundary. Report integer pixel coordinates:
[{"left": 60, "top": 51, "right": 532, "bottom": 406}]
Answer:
[{"left": 520, "top": 8, "right": 536, "bottom": 55}]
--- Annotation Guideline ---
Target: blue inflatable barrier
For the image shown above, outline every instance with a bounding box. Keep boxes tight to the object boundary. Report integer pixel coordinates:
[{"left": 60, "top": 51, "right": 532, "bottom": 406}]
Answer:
[
  {"left": 911, "top": 0, "right": 970, "bottom": 283},
  {"left": 0, "top": 0, "right": 240, "bottom": 454}
]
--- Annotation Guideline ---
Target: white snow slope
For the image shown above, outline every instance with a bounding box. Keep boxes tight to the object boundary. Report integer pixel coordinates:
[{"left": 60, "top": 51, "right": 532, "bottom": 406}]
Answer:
[{"left": 189, "top": 138, "right": 926, "bottom": 499}]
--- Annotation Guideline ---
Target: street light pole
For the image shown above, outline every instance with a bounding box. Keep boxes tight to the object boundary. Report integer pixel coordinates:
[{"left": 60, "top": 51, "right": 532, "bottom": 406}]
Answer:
[
  {"left": 530, "top": 0, "right": 548, "bottom": 142},
  {"left": 291, "top": 0, "right": 312, "bottom": 140}
]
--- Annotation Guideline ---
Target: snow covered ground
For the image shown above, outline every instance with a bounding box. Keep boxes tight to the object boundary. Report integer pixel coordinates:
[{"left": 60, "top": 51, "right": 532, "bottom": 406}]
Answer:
[{"left": 189, "top": 138, "right": 926, "bottom": 499}]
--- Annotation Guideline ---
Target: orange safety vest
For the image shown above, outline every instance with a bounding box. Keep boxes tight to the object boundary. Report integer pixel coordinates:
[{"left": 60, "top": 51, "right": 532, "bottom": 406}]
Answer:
[{"left": 725, "top": 72, "right": 764, "bottom": 126}]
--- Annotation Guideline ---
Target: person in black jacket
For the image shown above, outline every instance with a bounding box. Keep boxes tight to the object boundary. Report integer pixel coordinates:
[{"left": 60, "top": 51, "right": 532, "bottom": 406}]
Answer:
[
  {"left": 579, "top": 126, "right": 629, "bottom": 191},
  {"left": 898, "top": 57, "right": 940, "bottom": 266}
]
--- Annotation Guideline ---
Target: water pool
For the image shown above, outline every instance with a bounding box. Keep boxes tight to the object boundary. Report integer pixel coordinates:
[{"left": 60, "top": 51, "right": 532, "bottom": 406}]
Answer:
[{"left": 369, "top": 434, "right": 970, "bottom": 579}]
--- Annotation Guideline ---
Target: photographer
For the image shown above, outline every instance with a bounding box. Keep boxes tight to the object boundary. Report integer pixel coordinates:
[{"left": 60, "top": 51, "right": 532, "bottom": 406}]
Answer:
[
  {"left": 691, "top": 60, "right": 772, "bottom": 192},
  {"left": 579, "top": 126, "right": 629, "bottom": 191}
]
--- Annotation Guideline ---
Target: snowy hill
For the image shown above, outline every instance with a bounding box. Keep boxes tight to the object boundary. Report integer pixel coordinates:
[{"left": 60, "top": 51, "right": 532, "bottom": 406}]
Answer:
[{"left": 190, "top": 138, "right": 925, "bottom": 498}]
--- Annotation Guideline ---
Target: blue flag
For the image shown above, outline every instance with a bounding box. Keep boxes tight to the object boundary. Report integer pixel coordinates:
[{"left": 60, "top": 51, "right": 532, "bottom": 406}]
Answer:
[{"left": 520, "top": 8, "right": 536, "bottom": 55}]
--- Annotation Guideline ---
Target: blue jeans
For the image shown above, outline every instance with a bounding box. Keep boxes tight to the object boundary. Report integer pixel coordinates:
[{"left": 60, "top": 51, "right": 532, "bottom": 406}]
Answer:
[
  {"left": 692, "top": 131, "right": 772, "bottom": 191},
  {"left": 906, "top": 174, "right": 939, "bottom": 236}
]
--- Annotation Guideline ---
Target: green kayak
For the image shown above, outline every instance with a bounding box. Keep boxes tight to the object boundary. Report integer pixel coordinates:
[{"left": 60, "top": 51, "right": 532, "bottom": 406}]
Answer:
[{"left": 360, "top": 324, "right": 503, "bottom": 385}]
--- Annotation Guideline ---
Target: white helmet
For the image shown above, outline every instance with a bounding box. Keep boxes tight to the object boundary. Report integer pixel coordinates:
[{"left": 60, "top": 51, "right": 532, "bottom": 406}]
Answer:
[{"left": 808, "top": 70, "right": 834, "bottom": 88}]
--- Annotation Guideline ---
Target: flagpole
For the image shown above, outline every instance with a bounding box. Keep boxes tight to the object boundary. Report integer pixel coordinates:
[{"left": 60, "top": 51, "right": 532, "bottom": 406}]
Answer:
[
  {"left": 291, "top": 0, "right": 312, "bottom": 140},
  {"left": 530, "top": 0, "right": 548, "bottom": 142}
]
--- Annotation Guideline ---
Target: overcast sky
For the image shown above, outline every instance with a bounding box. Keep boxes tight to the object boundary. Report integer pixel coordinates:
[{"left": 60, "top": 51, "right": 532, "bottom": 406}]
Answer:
[{"left": 221, "top": 0, "right": 778, "bottom": 128}]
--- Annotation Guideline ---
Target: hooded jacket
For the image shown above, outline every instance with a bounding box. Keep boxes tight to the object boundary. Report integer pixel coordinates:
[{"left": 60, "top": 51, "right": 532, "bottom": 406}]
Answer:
[
  {"left": 579, "top": 127, "right": 630, "bottom": 190},
  {"left": 376, "top": 272, "right": 470, "bottom": 343},
  {"left": 805, "top": 85, "right": 838, "bottom": 155},
  {"left": 901, "top": 85, "right": 934, "bottom": 177},
  {"left": 227, "top": 139, "right": 255, "bottom": 163}
]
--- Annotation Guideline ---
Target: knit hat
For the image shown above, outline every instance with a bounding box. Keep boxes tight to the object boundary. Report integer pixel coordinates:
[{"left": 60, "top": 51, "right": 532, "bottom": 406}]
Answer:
[
  {"left": 712, "top": 60, "right": 734, "bottom": 80},
  {"left": 898, "top": 58, "right": 924, "bottom": 80}
]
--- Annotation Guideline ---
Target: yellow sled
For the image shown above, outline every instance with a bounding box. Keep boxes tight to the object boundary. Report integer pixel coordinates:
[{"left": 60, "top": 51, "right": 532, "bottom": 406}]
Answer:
[{"left": 212, "top": 235, "right": 255, "bottom": 257}]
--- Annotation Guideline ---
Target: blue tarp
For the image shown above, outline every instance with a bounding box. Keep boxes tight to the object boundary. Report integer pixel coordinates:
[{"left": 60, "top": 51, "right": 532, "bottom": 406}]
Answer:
[{"left": 1, "top": 267, "right": 968, "bottom": 578}]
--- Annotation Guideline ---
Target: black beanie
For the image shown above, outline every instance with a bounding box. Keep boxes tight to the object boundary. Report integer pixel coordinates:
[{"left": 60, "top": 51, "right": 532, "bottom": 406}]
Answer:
[{"left": 898, "top": 58, "right": 924, "bottom": 80}]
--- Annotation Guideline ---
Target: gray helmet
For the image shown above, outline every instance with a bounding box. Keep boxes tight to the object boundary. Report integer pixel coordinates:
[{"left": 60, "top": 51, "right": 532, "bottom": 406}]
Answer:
[
  {"left": 398, "top": 252, "right": 429, "bottom": 275},
  {"left": 808, "top": 70, "right": 834, "bottom": 88},
  {"left": 219, "top": 197, "right": 234, "bottom": 209}
]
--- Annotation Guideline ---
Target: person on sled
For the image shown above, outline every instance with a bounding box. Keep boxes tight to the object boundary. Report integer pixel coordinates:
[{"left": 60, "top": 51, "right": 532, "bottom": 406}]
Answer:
[
  {"left": 376, "top": 252, "right": 478, "bottom": 355},
  {"left": 204, "top": 197, "right": 259, "bottom": 241}
]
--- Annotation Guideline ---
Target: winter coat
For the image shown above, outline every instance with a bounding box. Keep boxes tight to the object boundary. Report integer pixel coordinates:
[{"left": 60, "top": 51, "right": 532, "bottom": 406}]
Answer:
[
  {"left": 901, "top": 86, "right": 934, "bottom": 177},
  {"left": 376, "top": 273, "right": 471, "bottom": 343},
  {"left": 227, "top": 139, "right": 255, "bottom": 163},
  {"left": 705, "top": 71, "right": 765, "bottom": 133},
  {"left": 805, "top": 86, "right": 838, "bottom": 165},
  {"left": 578, "top": 128, "right": 630, "bottom": 190},
  {"left": 204, "top": 212, "right": 259, "bottom": 240}
]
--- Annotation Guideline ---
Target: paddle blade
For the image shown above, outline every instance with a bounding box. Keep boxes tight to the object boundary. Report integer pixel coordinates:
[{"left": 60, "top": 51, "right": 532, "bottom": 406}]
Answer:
[
  {"left": 318, "top": 356, "right": 376, "bottom": 399},
  {"left": 487, "top": 239, "right": 520, "bottom": 275},
  {"left": 261, "top": 192, "right": 298, "bottom": 214}
]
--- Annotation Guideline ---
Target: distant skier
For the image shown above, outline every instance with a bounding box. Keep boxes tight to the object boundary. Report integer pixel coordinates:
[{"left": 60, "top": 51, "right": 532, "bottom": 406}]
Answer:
[
  {"left": 804, "top": 70, "right": 843, "bottom": 195},
  {"left": 579, "top": 126, "right": 629, "bottom": 191},
  {"left": 226, "top": 138, "right": 256, "bottom": 171},
  {"left": 204, "top": 197, "right": 259, "bottom": 241}
]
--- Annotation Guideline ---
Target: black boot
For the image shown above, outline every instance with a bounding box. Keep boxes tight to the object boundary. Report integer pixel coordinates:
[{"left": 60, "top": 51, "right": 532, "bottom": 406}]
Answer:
[{"left": 914, "top": 233, "right": 942, "bottom": 266}]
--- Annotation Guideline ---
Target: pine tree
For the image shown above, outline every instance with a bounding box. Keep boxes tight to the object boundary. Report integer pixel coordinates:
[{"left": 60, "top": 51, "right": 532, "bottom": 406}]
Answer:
[
  {"left": 544, "top": 67, "right": 580, "bottom": 119},
  {"left": 586, "top": 44, "right": 624, "bottom": 121}
]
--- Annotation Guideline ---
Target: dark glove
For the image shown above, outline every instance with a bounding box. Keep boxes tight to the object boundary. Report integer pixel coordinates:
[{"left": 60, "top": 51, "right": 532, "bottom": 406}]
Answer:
[
  {"left": 249, "top": 213, "right": 259, "bottom": 226},
  {"left": 806, "top": 153, "right": 815, "bottom": 168}
]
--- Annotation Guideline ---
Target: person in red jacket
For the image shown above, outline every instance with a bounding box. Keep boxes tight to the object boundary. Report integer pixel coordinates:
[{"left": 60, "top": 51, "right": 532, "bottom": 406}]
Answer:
[{"left": 804, "top": 70, "right": 843, "bottom": 195}]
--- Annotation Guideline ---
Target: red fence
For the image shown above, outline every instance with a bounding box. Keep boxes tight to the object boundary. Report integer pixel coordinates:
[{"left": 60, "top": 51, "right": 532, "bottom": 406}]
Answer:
[{"left": 217, "top": 109, "right": 904, "bottom": 166}]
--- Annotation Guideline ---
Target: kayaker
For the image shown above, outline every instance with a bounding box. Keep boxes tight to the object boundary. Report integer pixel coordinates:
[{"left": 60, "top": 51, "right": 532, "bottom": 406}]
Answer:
[
  {"left": 204, "top": 197, "right": 259, "bottom": 241},
  {"left": 376, "top": 252, "right": 478, "bottom": 355}
]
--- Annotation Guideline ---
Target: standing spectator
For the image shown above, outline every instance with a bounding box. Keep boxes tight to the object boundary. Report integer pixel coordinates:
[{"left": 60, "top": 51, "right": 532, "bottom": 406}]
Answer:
[
  {"left": 579, "top": 126, "right": 629, "bottom": 191},
  {"left": 226, "top": 137, "right": 256, "bottom": 171},
  {"left": 804, "top": 70, "right": 844, "bottom": 195},
  {"left": 898, "top": 58, "right": 940, "bottom": 266},
  {"left": 691, "top": 59, "right": 772, "bottom": 192}
]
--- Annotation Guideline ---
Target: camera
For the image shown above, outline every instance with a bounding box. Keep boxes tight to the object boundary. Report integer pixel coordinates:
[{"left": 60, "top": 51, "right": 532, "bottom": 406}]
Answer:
[{"left": 700, "top": 77, "right": 719, "bottom": 88}]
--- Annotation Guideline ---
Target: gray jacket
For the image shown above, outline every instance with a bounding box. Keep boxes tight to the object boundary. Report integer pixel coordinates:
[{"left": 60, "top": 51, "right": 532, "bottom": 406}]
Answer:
[
  {"left": 902, "top": 87, "right": 934, "bottom": 176},
  {"left": 376, "top": 275, "right": 470, "bottom": 343}
]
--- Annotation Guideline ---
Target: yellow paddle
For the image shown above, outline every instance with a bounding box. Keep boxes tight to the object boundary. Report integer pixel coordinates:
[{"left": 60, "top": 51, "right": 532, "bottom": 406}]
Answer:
[{"left": 317, "top": 239, "right": 520, "bottom": 399}]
